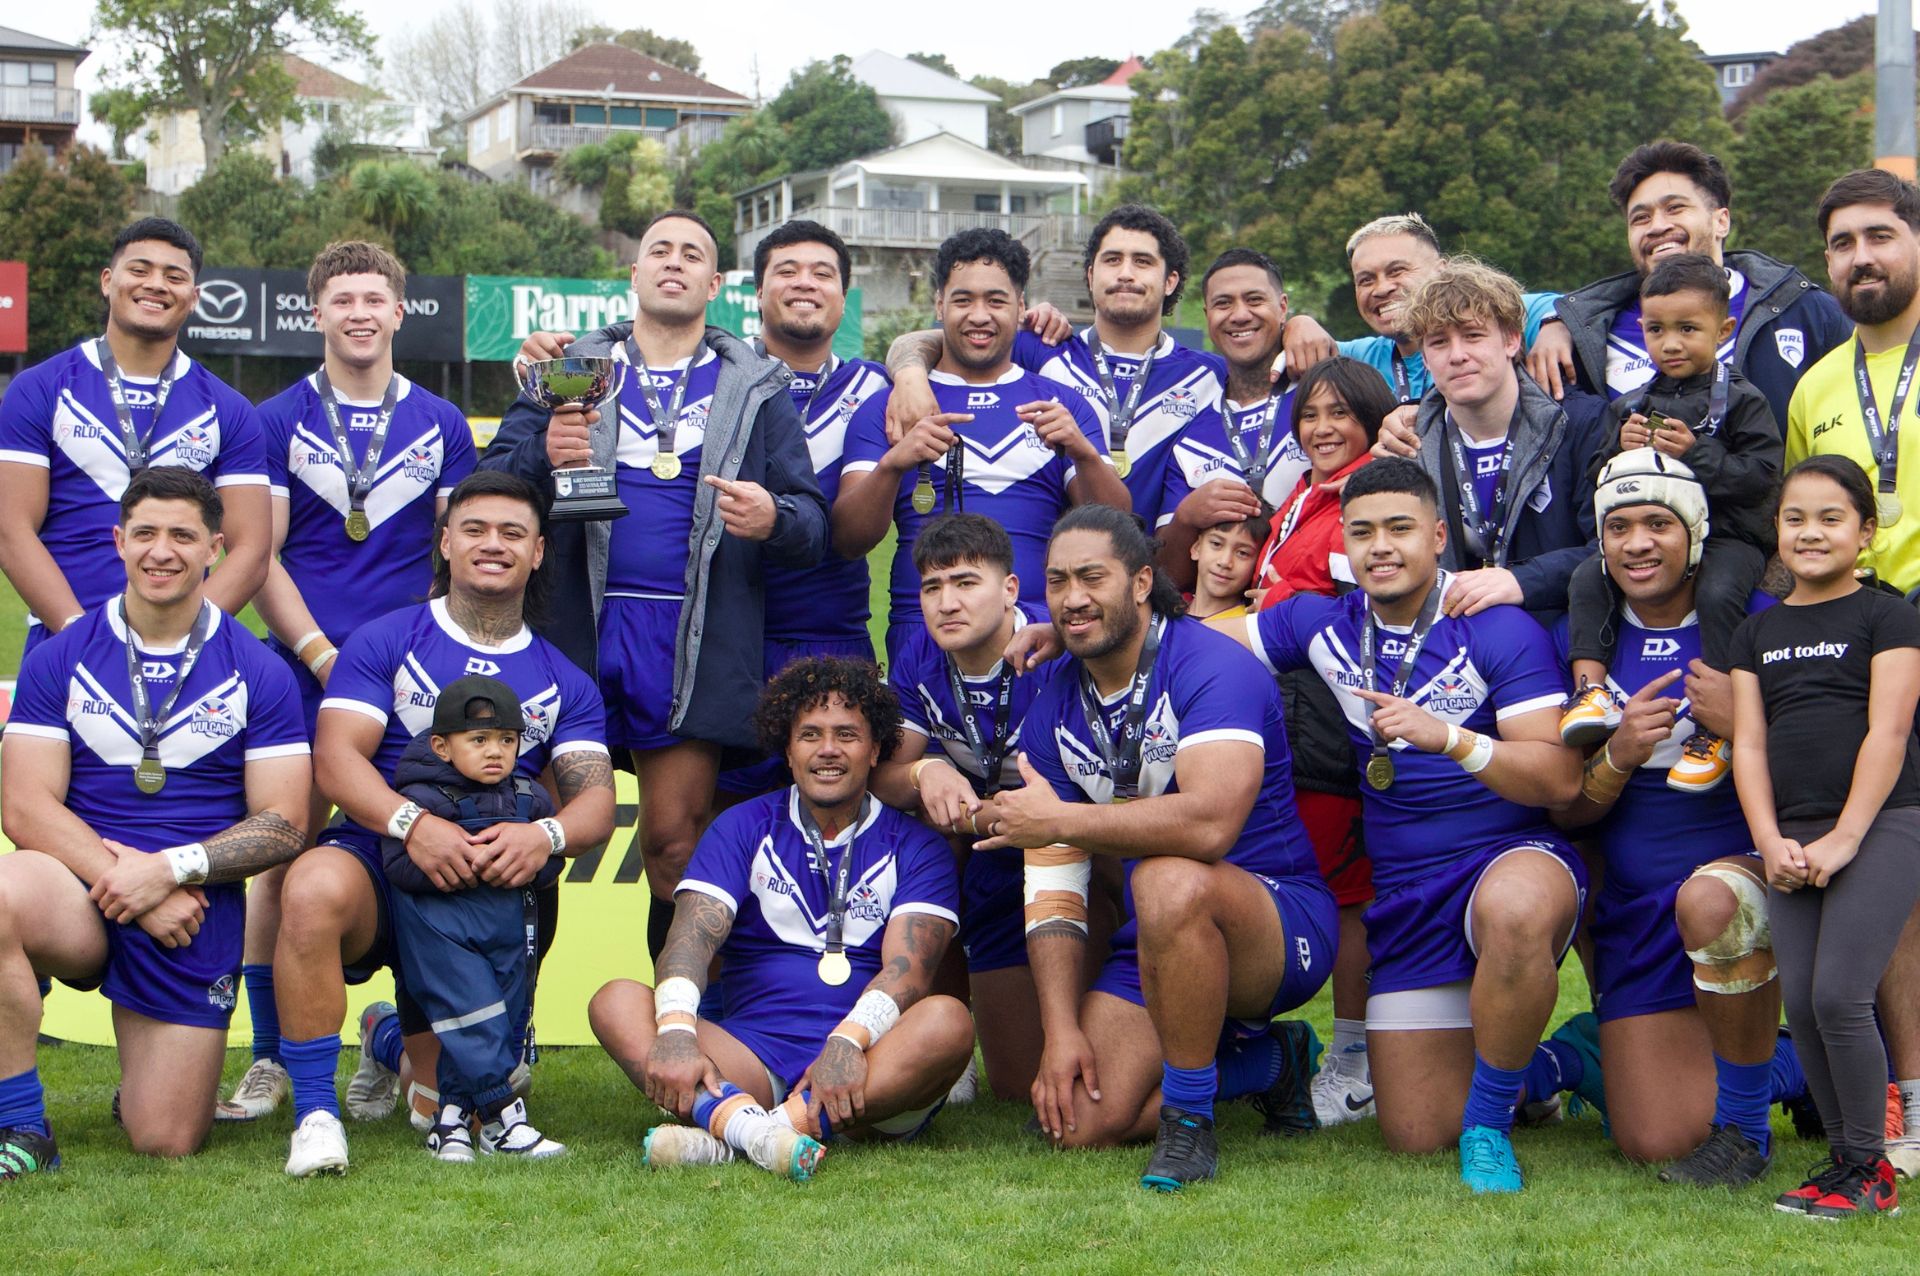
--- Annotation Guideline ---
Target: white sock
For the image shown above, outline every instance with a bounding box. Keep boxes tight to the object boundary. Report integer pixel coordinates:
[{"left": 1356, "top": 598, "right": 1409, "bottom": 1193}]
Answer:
[
  {"left": 1899, "top": 1079, "right": 1920, "bottom": 1131},
  {"left": 720, "top": 1101, "right": 782, "bottom": 1155},
  {"left": 1332, "top": 1018, "right": 1367, "bottom": 1057}
]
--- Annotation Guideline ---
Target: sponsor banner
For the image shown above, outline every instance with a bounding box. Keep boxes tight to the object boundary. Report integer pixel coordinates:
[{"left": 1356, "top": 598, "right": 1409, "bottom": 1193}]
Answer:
[
  {"left": 0, "top": 260, "right": 25, "bottom": 355},
  {"left": 177, "top": 268, "right": 466, "bottom": 362}
]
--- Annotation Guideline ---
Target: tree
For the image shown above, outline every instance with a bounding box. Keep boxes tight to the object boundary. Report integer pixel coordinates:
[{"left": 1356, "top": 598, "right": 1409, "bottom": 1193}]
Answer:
[
  {"left": 88, "top": 88, "right": 146, "bottom": 161},
  {"left": 1729, "top": 16, "right": 1920, "bottom": 120},
  {"left": 907, "top": 52, "right": 960, "bottom": 78},
  {"left": 178, "top": 152, "right": 311, "bottom": 266},
  {"left": 1047, "top": 57, "right": 1122, "bottom": 89},
  {"left": 572, "top": 26, "right": 702, "bottom": 74},
  {"left": 347, "top": 159, "right": 441, "bottom": 239},
  {"left": 1731, "top": 72, "right": 1875, "bottom": 279},
  {"left": 92, "top": 0, "right": 375, "bottom": 169},
  {"left": 1245, "top": 0, "right": 1381, "bottom": 57},
  {"left": 387, "top": 0, "right": 589, "bottom": 127},
  {"left": 766, "top": 58, "right": 896, "bottom": 171},
  {"left": 0, "top": 147, "right": 132, "bottom": 358}
]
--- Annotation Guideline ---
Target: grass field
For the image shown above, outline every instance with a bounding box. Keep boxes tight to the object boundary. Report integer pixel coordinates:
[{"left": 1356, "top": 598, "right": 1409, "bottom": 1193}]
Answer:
[{"left": 5, "top": 546, "right": 1916, "bottom": 1270}]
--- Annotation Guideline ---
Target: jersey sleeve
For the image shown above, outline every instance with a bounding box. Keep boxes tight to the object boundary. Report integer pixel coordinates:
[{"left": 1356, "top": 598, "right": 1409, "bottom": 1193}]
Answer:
[
  {"left": 1011, "top": 328, "right": 1053, "bottom": 374},
  {"left": 1474, "top": 608, "right": 1571, "bottom": 722},
  {"left": 548, "top": 656, "right": 610, "bottom": 756},
  {"left": 888, "top": 644, "right": 932, "bottom": 737},
  {"left": 209, "top": 388, "right": 270, "bottom": 488},
  {"left": 240, "top": 640, "right": 313, "bottom": 761},
  {"left": 257, "top": 396, "right": 293, "bottom": 498},
  {"left": 317, "top": 620, "right": 396, "bottom": 726},
  {"left": 676, "top": 804, "right": 754, "bottom": 914},
  {"left": 1168, "top": 628, "right": 1270, "bottom": 752},
  {"left": 1521, "top": 291, "right": 1560, "bottom": 349},
  {"left": 439, "top": 408, "right": 479, "bottom": 497},
  {"left": 1244, "top": 595, "right": 1317, "bottom": 675},
  {"left": 0, "top": 365, "right": 55, "bottom": 469},
  {"left": 887, "top": 819, "right": 960, "bottom": 923},
  {"left": 4, "top": 638, "right": 70, "bottom": 741},
  {"left": 839, "top": 390, "right": 894, "bottom": 477}
]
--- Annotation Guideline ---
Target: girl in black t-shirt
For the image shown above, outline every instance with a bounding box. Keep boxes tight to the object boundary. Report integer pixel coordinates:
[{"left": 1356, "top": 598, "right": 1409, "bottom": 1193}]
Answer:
[{"left": 1730, "top": 455, "right": 1920, "bottom": 1220}]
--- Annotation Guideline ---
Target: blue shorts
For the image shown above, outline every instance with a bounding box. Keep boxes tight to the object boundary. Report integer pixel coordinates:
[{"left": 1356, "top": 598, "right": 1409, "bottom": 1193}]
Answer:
[
  {"left": 961, "top": 848, "right": 1026, "bottom": 975},
  {"left": 718, "top": 1014, "right": 831, "bottom": 1093},
  {"left": 76, "top": 876, "right": 246, "bottom": 1030},
  {"left": 598, "top": 596, "right": 686, "bottom": 753},
  {"left": 317, "top": 823, "right": 398, "bottom": 987},
  {"left": 1364, "top": 835, "right": 1588, "bottom": 997},
  {"left": 1091, "top": 870, "right": 1336, "bottom": 1024},
  {"left": 717, "top": 634, "right": 878, "bottom": 795},
  {"left": 1591, "top": 852, "right": 1761, "bottom": 1025}
]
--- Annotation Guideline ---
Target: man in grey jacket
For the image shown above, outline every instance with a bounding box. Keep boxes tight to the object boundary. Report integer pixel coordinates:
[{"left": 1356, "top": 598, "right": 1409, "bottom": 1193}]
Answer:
[{"left": 481, "top": 210, "right": 827, "bottom": 959}]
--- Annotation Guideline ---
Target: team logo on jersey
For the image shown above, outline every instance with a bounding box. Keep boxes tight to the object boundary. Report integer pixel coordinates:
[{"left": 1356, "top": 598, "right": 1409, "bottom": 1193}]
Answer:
[
  {"left": 967, "top": 391, "right": 1000, "bottom": 409},
  {"left": 119, "top": 384, "right": 162, "bottom": 409},
  {"left": 189, "top": 695, "right": 240, "bottom": 738},
  {"left": 1422, "top": 671, "right": 1478, "bottom": 715},
  {"left": 346, "top": 409, "right": 383, "bottom": 431},
  {"left": 55, "top": 418, "right": 106, "bottom": 443},
  {"left": 836, "top": 393, "right": 864, "bottom": 416},
  {"left": 1142, "top": 719, "right": 1176, "bottom": 766},
  {"left": 519, "top": 698, "right": 554, "bottom": 746},
  {"left": 1642, "top": 637, "right": 1681, "bottom": 659},
  {"left": 1776, "top": 328, "right": 1805, "bottom": 369},
  {"left": 68, "top": 693, "right": 114, "bottom": 718},
  {"left": 464, "top": 657, "right": 501, "bottom": 676},
  {"left": 141, "top": 660, "right": 175, "bottom": 679},
  {"left": 207, "top": 973, "right": 237, "bottom": 1011},
  {"left": 846, "top": 880, "right": 887, "bottom": 924},
  {"left": 402, "top": 445, "right": 437, "bottom": 482},
  {"left": 172, "top": 424, "right": 216, "bottom": 468},
  {"left": 1161, "top": 388, "right": 1199, "bottom": 421},
  {"left": 1295, "top": 934, "right": 1314, "bottom": 972}
]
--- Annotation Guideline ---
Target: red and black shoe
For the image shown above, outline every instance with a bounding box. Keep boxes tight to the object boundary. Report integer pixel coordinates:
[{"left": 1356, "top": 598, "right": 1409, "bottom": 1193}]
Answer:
[
  {"left": 1775, "top": 1156, "right": 1849, "bottom": 1214},
  {"left": 1805, "top": 1156, "right": 1900, "bottom": 1220}
]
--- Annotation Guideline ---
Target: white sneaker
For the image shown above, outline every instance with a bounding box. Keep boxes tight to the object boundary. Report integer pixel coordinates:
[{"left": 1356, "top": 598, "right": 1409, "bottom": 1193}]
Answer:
[
  {"left": 743, "top": 1123, "right": 825, "bottom": 1181},
  {"left": 1888, "top": 1135, "right": 1920, "bottom": 1179},
  {"left": 1519, "top": 1095, "right": 1565, "bottom": 1127},
  {"left": 478, "top": 1098, "right": 566, "bottom": 1159},
  {"left": 407, "top": 1082, "right": 439, "bottom": 1135},
  {"left": 643, "top": 1124, "right": 734, "bottom": 1167},
  {"left": 945, "top": 1056, "right": 980, "bottom": 1106},
  {"left": 217, "top": 1057, "right": 290, "bottom": 1122},
  {"left": 1310, "top": 1056, "right": 1375, "bottom": 1126},
  {"left": 427, "top": 1103, "right": 475, "bottom": 1164},
  {"left": 284, "top": 1110, "right": 349, "bottom": 1177},
  {"left": 345, "top": 1001, "right": 400, "bottom": 1122}
]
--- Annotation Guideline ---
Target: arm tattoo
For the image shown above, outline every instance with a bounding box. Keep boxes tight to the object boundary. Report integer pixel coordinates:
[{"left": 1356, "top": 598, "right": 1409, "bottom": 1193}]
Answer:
[
  {"left": 656, "top": 891, "right": 733, "bottom": 986},
  {"left": 1027, "top": 920, "right": 1089, "bottom": 943},
  {"left": 868, "top": 913, "right": 955, "bottom": 1011},
  {"left": 202, "top": 812, "right": 306, "bottom": 883},
  {"left": 552, "top": 749, "right": 615, "bottom": 806}
]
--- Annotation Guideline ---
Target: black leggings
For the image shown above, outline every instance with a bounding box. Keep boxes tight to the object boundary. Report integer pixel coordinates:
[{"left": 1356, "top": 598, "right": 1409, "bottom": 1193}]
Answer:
[{"left": 1773, "top": 809, "right": 1920, "bottom": 1158}]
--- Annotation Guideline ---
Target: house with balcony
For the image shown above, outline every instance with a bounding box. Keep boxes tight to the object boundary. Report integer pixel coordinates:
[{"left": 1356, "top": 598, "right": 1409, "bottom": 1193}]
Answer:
[
  {"left": 846, "top": 50, "right": 997, "bottom": 150},
  {"left": 1008, "top": 57, "right": 1141, "bottom": 200},
  {"left": 0, "top": 24, "right": 88, "bottom": 176},
  {"left": 459, "top": 43, "right": 751, "bottom": 193},
  {"left": 145, "top": 54, "right": 438, "bottom": 194},
  {"left": 734, "top": 131, "right": 1092, "bottom": 312}
]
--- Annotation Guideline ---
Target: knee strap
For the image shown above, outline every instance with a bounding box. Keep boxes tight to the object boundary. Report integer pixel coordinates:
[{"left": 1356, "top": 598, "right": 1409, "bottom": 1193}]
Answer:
[{"left": 1685, "top": 862, "right": 1776, "bottom": 993}]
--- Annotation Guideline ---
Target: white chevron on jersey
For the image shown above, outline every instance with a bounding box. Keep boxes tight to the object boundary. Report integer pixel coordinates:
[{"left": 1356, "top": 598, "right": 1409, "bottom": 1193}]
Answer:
[
  {"left": 51, "top": 390, "right": 223, "bottom": 498},
  {"left": 66, "top": 663, "right": 252, "bottom": 769},
  {"left": 935, "top": 423, "right": 1058, "bottom": 495},
  {"left": 614, "top": 390, "right": 713, "bottom": 466},
  {"left": 1052, "top": 689, "right": 1181, "bottom": 803},
  {"left": 907, "top": 680, "right": 1027, "bottom": 787},
  {"left": 803, "top": 365, "right": 887, "bottom": 472},
  {"left": 1036, "top": 351, "right": 1217, "bottom": 463},
  {"left": 748, "top": 831, "right": 897, "bottom": 951},
  {"left": 1306, "top": 625, "right": 1492, "bottom": 748},
  {"left": 287, "top": 421, "right": 448, "bottom": 528}
]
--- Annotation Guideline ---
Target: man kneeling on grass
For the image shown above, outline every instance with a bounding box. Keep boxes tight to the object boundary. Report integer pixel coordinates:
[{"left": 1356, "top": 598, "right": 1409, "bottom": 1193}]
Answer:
[{"left": 589, "top": 658, "right": 973, "bottom": 1180}]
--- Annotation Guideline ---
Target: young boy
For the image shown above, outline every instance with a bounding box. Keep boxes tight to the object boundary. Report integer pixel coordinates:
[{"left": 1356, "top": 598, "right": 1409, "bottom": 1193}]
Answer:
[
  {"left": 1189, "top": 514, "right": 1270, "bottom": 625},
  {"left": 1560, "top": 254, "right": 1782, "bottom": 792},
  {"left": 382, "top": 676, "right": 567, "bottom": 1162}
]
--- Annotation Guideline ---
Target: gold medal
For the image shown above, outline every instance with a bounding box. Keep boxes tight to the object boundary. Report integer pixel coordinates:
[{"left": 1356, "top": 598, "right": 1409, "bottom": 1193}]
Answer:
[
  {"left": 817, "top": 949, "right": 851, "bottom": 986},
  {"left": 1365, "top": 753, "right": 1395, "bottom": 791},
  {"left": 134, "top": 756, "right": 167, "bottom": 795},
  {"left": 1879, "top": 491, "right": 1904, "bottom": 528},
  {"left": 345, "top": 509, "right": 370, "bottom": 542},
  {"left": 651, "top": 452, "right": 683, "bottom": 481},
  {"left": 1112, "top": 449, "right": 1131, "bottom": 479},
  {"left": 911, "top": 480, "right": 936, "bottom": 515}
]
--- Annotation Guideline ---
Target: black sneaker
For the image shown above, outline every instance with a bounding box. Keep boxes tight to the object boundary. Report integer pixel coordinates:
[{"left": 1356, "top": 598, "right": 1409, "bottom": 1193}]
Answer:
[
  {"left": 0, "top": 1127, "right": 59, "bottom": 1179},
  {"left": 1247, "top": 1020, "right": 1322, "bottom": 1137},
  {"left": 1658, "top": 1123, "right": 1770, "bottom": 1187},
  {"left": 1775, "top": 1155, "right": 1852, "bottom": 1214},
  {"left": 1140, "top": 1106, "right": 1216, "bottom": 1192}
]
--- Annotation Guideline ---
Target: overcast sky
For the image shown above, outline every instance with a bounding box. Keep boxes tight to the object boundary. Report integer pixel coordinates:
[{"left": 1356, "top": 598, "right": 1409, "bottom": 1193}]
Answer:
[{"left": 0, "top": 0, "right": 1898, "bottom": 146}]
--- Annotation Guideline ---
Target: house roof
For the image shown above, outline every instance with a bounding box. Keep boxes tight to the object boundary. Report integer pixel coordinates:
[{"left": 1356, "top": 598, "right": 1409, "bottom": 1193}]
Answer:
[
  {"left": 510, "top": 43, "right": 750, "bottom": 104},
  {"left": 737, "top": 130, "right": 1086, "bottom": 198},
  {"left": 282, "top": 52, "right": 379, "bottom": 101},
  {"left": 848, "top": 50, "right": 997, "bottom": 104},
  {"left": 1009, "top": 82, "right": 1133, "bottom": 116},
  {"left": 0, "top": 23, "right": 89, "bottom": 59},
  {"left": 1100, "top": 56, "right": 1145, "bottom": 87},
  {"left": 1697, "top": 51, "right": 1781, "bottom": 64}
]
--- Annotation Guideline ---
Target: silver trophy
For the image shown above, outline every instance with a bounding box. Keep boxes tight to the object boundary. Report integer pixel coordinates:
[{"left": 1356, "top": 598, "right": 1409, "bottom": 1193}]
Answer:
[{"left": 516, "top": 356, "right": 627, "bottom": 522}]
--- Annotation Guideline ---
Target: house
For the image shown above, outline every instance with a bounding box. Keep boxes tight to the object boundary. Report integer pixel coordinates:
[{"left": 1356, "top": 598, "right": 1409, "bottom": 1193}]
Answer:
[
  {"left": 1698, "top": 50, "right": 1781, "bottom": 110},
  {"left": 146, "top": 54, "right": 438, "bottom": 194},
  {"left": 846, "top": 50, "right": 998, "bottom": 150},
  {"left": 459, "top": 43, "right": 751, "bottom": 192},
  {"left": 1010, "top": 57, "right": 1142, "bottom": 169},
  {"left": 733, "top": 130, "right": 1092, "bottom": 312},
  {"left": 0, "top": 24, "right": 88, "bottom": 177}
]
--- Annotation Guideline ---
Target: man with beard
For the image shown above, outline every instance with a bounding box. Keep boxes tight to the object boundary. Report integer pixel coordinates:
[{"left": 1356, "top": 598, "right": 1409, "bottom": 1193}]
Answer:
[
  {"left": 0, "top": 218, "right": 270, "bottom": 656},
  {"left": 1783, "top": 169, "right": 1920, "bottom": 1174},
  {"left": 1527, "top": 141, "right": 1851, "bottom": 428}
]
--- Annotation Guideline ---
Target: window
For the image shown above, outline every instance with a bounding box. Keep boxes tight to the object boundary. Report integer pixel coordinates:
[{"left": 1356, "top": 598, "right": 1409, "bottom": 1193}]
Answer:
[
  {"left": 609, "top": 106, "right": 643, "bottom": 127},
  {"left": 1722, "top": 63, "right": 1755, "bottom": 88},
  {"left": 1051, "top": 103, "right": 1063, "bottom": 136},
  {"left": 30, "top": 62, "right": 51, "bottom": 83},
  {"left": 535, "top": 103, "right": 568, "bottom": 125},
  {"left": 0, "top": 142, "right": 22, "bottom": 175},
  {"left": 645, "top": 107, "right": 678, "bottom": 128},
  {"left": 472, "top": 114, "right": 490, "bottom": 151}
]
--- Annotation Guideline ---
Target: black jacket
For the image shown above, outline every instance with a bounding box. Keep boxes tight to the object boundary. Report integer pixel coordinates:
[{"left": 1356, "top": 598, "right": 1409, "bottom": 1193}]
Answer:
[{"left": 381, "top": 732, "right": 559, "bottom": 895}]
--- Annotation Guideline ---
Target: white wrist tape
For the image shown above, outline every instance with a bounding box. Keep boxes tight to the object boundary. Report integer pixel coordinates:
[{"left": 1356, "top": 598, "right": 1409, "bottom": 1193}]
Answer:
[
  {"left": 291, "top": 631, "right": 326, "bottom": 659},
  {"left": 536, "top": 817, "right": 567, "bottom": 854},
  {"left": 844, "top": 989, "right": 901, "bottom": 1046},
  {"left": 1459, "top": 731, "right": 1495, "bottom": 773},
  {"left": 654, "top": 975, "right": 701, "bottom": 1025},
  {"left": 387, "top": 801, "right": 423, "bottom": 841},
  {"left": 163, "top": 842, "right": 209, "bottom": 886}
]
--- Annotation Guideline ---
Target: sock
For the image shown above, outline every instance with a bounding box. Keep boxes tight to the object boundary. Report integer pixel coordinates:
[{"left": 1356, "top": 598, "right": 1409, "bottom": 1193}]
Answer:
[
  {"left": 1331, "top": 1017, "right": 1368, "bottom": 1060},
  {"left": 773, "top": 1090, "right": 831, "bottom": 1140},
  {"left": 281, "top": 1034, "right": 343, "bottom": 1122},
  {"left": 1161, "top": 1062, "right": 1218, "bottom": 1120},
  {"left": 241, "top": 964, "right": 279, "bottom": 1063},
  {"left": 0, "top": 1067, "right": 49, "bottom": 1138},
  {"left": 1712, "top": 1055, "right": 1774, "bottom": 1155},
  {"left": 1769, "top": 1037, "right": 1808, "bottom": 1104},
  {"left": 1900, "top": 1079, "right": 1920, "bottom": 1135},
  {"left": 366, "top": 1011, "right": 405, "bottom": 1074},
  {"left": 647, "top": 895, "right": 675, "bottom": 963},
  {"left": 1519, "top": 1039, "right": 1583, "bottom": 1107},
  {"left": 1461, "top": 1054, "right": 1527, "bottom": 1135},
  {"left": 693, "top": 1082, "right": 786, "bottom": 1154},
  {"left": 1215, "top": 1033, "right": 1282, "bottom": 1100}
]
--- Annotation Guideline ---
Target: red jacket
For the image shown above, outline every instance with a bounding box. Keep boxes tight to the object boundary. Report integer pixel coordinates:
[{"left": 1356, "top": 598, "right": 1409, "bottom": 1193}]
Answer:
[{"left": 1252, "top": 453, "right": 1371, "bottom": 609}]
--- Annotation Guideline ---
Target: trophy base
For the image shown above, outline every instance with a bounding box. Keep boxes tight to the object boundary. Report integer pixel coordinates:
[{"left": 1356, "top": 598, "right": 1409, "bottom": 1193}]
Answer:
[{"left": 550, "top": 468, "right": 630, "bottom": 522}]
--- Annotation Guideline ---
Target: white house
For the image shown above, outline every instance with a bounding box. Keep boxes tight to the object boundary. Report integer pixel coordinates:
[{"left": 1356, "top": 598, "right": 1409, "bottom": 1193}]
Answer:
[
  {"left": 846, "top": 50, "right": 997, "bottom": 150},
  {"left": 1010, "top": 56, "right": 1142, "bottom": 168}
]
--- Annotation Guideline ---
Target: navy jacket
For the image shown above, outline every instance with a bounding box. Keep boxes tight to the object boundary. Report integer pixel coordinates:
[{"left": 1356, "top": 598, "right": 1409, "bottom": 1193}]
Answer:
[
  {"left": 480, "top": 326, "right": 828, "bottom": 750},
  {"left": 381, "top": 731, "right": 559, "bottom": 895},
  {"left": 1553, "top": 249, "right": 1851, "bottom": 429}
]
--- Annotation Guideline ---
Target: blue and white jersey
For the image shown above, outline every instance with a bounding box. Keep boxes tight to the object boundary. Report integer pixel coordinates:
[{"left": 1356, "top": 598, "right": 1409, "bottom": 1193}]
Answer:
[
  {"left": 844, "top": 368, "right": 1104, "bottom": 628},
  {"left": 888, "top": 605, "right": 1054, "bottom": 792},
  {"left": 1023, "top": 617, "right": 1319, "bottom": 939},
  {"left": 259, "top": 372, "right": 476, "bottom": 642},
  {"left": 1463, "top": 432, "right": 1508, "bottom": 516},
  {"left": 606, "top": 346, "right": 722, "bottom": 600},
  {"left": 1604, "top": 269, "right": 1750, "bottom": 401},
  {"left": 1338, "top": 291, "right": 1559, "bottom": 402},
  {"left": 764, "top": 357, "right": 891, "bottom": 643},
  {"left": 1247, "top": 577, "right": 1569, "bottom": 892},
  {"left": 679, "top": 787, "right": 960, "bottom": 1024},
  {"left": 1014, "top": 328, "right": 1218, "bottom": 530},
  {"left": 4, "top": 600, "right": 309, "bottom": 851},
  {"left": 1558, "top": 598, "right": 1772, "bottom": 893},
  {"left": 1165, "top": 379, "right": 1309, "bottom": 520},
  {"left": 319, "top": 597, "right": 608, "bottom": 826},
  {"left": 0, "top": 342, "right": 268, "bottom": 623}
]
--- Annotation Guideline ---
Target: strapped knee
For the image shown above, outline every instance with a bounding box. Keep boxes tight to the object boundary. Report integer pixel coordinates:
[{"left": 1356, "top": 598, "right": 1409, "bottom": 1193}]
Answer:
[{"left": 1684, "top": 862, "right": 1775, "bottom": 994}]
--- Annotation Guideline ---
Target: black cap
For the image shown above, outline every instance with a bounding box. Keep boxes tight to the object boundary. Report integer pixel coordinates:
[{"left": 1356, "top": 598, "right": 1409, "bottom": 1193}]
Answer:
[{"left": 432, "top": 676, "right": 526, "bottom": 736}]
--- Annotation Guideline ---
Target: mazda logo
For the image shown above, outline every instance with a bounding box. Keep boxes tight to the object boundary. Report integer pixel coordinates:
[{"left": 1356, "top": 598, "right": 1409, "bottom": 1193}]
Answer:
[{"left": 195, "top": 280, "right": 248, "bottom": 324}]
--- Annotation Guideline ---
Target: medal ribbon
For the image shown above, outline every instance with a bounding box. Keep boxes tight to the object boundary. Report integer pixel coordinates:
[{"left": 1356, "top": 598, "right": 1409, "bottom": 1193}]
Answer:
[
  {"left": 95, "top": 338, "right": 178, "bottom": 473},
  {"left": 1442, "top": 412, "right": 1519, "bottom": 567},
  {"left": 1359, "top": 579, "right": 1446, "bottom": 771},
  {"left": 1076, "top": 615, "right": 1166, "bottom": 798},
  {"left": 799, "top": 794, "right": 874, "bottom": 955},
  {"left": 1224, "top": 396, "right": 1281, "bottom": 491},
  {"left": 1090, "top": 341, "right": 1158, "bottom": 456},
  {"left": 631, "top": 343, "right": 694, "bottom": 469},
  {"left": 945, "top": 655, "right": 1015, "bottom": 797},
  {"left": 1852, "top": 331, "right": 1920, "bottom": 501},
  {"left": 314, "top": 369, "right": 399, "bottom": 524},
  {"left": 120, "top": 597, "right": 212, "bottom": 781},
  {"left": 1389, "top": 350, "right": 1416, "bottom": 405}
]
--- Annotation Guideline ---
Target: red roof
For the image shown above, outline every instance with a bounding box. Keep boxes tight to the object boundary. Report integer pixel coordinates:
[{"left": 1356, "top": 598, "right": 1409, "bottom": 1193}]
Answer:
[
  {"left": 512, "top": 43, "right": 749, "bottom": 104},
  {"left": 281, "top": 52, "right": 376, "bottom": 101},
  {"left": 1101, "top": 57, "right": 1145, "bottom": 88}
]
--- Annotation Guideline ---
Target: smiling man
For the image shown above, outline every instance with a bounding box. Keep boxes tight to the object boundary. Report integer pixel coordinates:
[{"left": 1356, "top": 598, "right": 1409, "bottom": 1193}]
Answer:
[{"left": 0, "top": 217, "right": 270, "bottom": 658}]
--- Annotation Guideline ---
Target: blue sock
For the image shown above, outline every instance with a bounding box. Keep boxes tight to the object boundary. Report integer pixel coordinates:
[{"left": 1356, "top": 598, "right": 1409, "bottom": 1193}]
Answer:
[
  {"left": 367, "top": 1011, "right": 405, "bottom": 1074},
  {"left": 1712, "top": 1055, "right": 1774, "bottom": 1155},
  {"left": 1769, "top": 1036, "right": 1808, "bottom": 1105},
  {"left": 1518, "top": 1039, "right": 1583, "bottom": 1107},
  {"left": 1215, "top": 1033, "right": 1282, "bottom": 1100},
  {"left": 0, "top": 1067, "right": 48, "bottom": 1138},
  {"left": 1161, "top": 1062, "right": 1218, "bottom": 1120},
  {"left": 281, "top": 1034, "right": 342, "bottom": 1122},
  {"left": 241, "top": 964, "right": 279, "bottom": 1063},
  {"left": 1462, "top": 1054, "right": 1527, "bottom": 1135},
  {"left": 690, "top": 1081, "right": 740, "bottom": 1131}
]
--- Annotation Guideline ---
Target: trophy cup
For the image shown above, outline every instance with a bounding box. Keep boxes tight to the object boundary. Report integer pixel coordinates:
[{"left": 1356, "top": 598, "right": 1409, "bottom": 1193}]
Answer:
[{"left": 516, "top": 356, "right": 628, "bottom": 522}]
